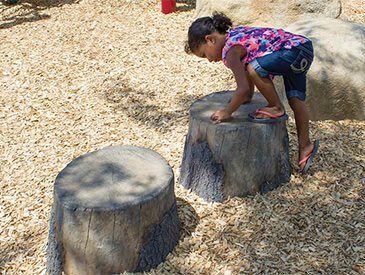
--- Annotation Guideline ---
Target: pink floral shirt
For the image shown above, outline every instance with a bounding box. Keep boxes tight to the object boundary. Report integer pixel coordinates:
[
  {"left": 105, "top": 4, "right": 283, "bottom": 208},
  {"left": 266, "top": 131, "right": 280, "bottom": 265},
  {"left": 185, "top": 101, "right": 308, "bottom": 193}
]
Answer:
[{"left": 222, "top": 26, "right": 309, "bottom": 66}]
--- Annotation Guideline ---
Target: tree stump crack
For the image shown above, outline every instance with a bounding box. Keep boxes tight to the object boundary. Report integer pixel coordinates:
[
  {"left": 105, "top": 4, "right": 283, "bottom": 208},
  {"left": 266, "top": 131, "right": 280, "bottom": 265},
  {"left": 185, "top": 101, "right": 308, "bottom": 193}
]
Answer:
[
  {"left": 246, "top": 128, "right": 252, "bottom": 151},
  {"left": 112, "top": 211, "right": 116, "bottom": 243},
  {"left": 218, "top": 133, "right": 225, "bottom": 161},
  {"left": 84, "top": 209, "right": 93, "bottom": 261}
]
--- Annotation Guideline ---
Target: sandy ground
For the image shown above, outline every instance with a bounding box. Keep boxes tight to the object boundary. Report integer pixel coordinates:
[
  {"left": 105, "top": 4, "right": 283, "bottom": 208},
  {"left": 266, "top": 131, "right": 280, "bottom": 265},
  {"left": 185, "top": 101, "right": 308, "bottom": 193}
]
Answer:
[{"left": 1, "top": 0, "right": 364, "bottom": 274}]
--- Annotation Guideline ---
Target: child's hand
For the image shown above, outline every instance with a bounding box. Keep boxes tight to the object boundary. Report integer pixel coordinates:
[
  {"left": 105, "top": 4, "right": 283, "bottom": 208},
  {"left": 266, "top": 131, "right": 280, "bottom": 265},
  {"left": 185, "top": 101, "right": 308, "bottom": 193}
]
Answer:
[{"left": 211, "top": 109, "right": 231, "bottom": 124}]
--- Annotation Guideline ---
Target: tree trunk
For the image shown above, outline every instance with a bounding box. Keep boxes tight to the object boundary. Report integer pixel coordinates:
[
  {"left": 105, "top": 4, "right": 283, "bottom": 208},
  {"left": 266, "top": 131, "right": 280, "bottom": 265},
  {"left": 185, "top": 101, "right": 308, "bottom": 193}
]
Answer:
[
  {"left": 47, "top": 145, "right": 180, "bottom": 275},
  {"left": 179, "top": 91, "right": 291, "bottom": 202}
]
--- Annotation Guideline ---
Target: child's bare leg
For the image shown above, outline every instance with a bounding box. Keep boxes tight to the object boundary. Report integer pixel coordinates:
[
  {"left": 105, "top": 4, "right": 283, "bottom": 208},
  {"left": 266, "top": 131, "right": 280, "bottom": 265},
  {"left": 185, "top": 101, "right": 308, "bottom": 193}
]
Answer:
[
  {"left": 246, "top": 64, "right": 284, "bottom": 116},
  {"left": 246, "top": 75, "right": 255, "bottom": 102},
  {"left": 229, "top": 75, "right": 254, "bottom": 104},
  {"left": 288, "top": 97, "right": 314, "bottom": 169}
]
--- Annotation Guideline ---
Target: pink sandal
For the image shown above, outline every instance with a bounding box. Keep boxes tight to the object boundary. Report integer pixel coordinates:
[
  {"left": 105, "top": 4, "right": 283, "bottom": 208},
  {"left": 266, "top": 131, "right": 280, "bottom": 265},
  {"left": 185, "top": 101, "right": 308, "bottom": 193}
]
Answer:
[
  {"left": 299, "top": 139, "right": 320, "bottom": 174},
  {"left": 248, "top": 109, "right": 288, "bottom": 124}
]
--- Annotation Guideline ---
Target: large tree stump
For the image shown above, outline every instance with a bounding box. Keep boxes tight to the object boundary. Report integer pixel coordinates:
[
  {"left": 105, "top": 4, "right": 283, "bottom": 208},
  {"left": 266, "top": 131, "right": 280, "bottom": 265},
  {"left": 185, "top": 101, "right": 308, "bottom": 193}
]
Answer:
[
  {"left": 180, "top": 91, "right": 291, "bottom": 202},
  {"left": 47, "top": 145, "right": 180, "bottom": 275}
]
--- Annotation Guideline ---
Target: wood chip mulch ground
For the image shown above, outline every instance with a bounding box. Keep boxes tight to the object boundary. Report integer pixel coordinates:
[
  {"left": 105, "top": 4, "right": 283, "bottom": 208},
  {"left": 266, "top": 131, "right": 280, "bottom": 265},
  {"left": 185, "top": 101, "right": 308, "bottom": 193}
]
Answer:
[{"left": 1, "top": 0, "right": 364, "bottom": 274}]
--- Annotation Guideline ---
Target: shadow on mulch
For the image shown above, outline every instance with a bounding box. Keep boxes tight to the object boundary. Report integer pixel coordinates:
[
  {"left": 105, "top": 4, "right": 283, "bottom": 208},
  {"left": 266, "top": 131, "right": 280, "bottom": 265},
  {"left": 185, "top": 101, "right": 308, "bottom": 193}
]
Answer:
[
  {"left": 176, "top": 197, "right": 199, "bottom": 239},
  {"left": 0, "top": 230, "right": 36, "bottom": 268},
  {"left": 103, "top": 79, "right": 196, "bottom": 134},
  {"left": 0, "top": 0, "right": 80, "bottom": 29}
]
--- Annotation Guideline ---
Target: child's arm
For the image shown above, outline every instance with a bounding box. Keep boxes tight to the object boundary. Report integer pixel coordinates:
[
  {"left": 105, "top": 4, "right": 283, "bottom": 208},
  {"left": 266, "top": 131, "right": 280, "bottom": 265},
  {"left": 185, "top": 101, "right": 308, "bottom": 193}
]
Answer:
[{"left": 211, "top": 45, "right": 252, "bottom": 123}]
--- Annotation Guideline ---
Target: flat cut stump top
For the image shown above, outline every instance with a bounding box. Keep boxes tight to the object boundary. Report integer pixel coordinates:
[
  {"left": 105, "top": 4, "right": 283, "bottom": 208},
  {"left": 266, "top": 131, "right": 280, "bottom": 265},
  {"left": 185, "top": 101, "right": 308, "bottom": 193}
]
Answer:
[
  {"left": 190, "top": 91, "right": 268, "bottom": 125},
  {"left": 55, "top": 145, "right": 174, "bottom": 210}
]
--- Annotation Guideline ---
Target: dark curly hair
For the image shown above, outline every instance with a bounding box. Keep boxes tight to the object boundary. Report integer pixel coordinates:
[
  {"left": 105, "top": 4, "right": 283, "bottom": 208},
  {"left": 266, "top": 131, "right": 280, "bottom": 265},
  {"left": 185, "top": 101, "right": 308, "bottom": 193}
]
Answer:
[{"left": 185, "top": 12, "right": 233, "bottom": 54}]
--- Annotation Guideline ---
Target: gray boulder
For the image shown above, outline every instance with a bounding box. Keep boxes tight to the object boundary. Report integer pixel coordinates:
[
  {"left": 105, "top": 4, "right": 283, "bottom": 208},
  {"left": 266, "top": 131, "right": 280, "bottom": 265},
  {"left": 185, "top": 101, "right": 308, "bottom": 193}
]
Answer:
[
  {"left": 195, "top": 0, "right": 341, "bottom": 27},
  {"left": 277, "top": 17, "right": 365, "bottom": 121}
]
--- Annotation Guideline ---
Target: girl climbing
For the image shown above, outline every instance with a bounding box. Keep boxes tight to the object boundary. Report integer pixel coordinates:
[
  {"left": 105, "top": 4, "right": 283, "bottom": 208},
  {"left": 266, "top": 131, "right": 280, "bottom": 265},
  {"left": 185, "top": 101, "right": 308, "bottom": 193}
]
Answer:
[{"left": 185, "top": 13, "right": 319, "bottom": 174}]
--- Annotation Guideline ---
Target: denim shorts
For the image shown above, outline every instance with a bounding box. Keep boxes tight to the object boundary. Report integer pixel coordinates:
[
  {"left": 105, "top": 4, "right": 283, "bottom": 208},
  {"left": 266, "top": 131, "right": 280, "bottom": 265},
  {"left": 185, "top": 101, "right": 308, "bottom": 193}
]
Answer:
[{"left": 249, "top": 41, "right": 314, "bottom": 101}]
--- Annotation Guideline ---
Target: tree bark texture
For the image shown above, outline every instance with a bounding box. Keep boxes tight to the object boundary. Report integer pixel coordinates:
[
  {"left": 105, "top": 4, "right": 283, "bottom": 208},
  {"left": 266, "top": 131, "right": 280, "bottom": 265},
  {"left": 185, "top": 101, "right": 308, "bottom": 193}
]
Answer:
[
  {"left": 47, "top": 145, "right": 180, "bottom": 275},
  {"left": 180, "top": 91, "right": 291, "bottom": 202}
]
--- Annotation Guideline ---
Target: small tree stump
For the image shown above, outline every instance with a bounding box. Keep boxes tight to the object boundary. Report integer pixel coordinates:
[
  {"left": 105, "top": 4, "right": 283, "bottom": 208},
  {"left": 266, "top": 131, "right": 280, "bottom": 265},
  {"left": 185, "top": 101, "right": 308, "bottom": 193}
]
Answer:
[
  {"left": 180, "top": 91, "right": 291, "bottom": 202},
  {"left": 47, "top": 145, "right": 180, "bottom": 275}
]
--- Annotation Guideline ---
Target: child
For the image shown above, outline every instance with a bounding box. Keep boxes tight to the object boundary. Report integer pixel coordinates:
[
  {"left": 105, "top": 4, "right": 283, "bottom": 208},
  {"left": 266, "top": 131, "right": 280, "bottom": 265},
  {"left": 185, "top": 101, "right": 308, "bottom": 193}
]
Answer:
[{"left": 185, "top": 13, "right": 319, "bottom": 174}]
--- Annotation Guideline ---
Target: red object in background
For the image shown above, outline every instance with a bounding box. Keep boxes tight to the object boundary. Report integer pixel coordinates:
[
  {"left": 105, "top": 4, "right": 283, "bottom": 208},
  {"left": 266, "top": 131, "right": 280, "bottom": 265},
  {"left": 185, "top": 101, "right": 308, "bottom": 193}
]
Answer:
[{"left": 161, "top": 0, "right": 176, "bottom": 14}]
